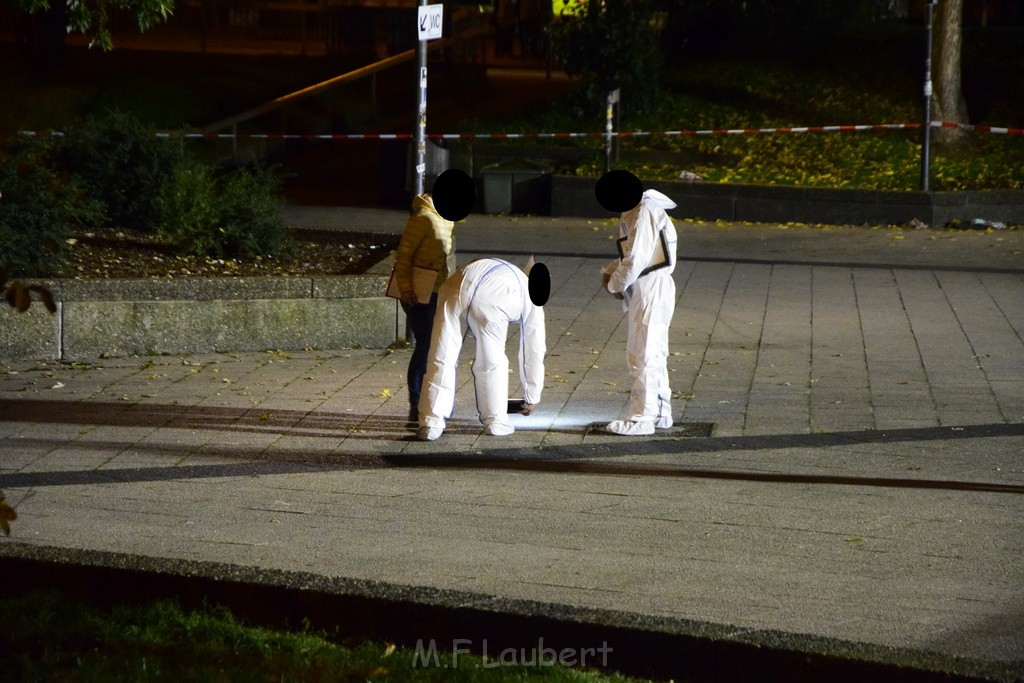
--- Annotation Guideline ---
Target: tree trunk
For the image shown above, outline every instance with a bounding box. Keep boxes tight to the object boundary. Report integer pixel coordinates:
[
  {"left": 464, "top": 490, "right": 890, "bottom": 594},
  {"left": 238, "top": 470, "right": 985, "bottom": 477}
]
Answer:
[{"left": 932, "top": 0, "right": 970, "bottom": 149}]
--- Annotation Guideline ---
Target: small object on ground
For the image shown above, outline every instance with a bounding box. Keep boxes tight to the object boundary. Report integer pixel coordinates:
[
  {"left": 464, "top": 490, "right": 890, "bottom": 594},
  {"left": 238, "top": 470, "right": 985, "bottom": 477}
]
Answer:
[{"left": 971, "top": 218, "right": 1007, "bottom": 230}]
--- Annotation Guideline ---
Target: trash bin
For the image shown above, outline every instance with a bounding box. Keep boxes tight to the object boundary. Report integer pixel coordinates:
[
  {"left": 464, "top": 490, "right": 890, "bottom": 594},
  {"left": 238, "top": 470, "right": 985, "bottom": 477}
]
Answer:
[{"left": 480, "top": 158, "right": 552, "bottom": 215}]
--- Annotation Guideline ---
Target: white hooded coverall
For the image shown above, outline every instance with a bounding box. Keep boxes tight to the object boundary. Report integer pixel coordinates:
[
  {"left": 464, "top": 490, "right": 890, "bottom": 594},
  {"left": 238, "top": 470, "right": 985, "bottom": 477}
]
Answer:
[
  {"left": 602, "top": 189, "right": 679, "bottom": 427},
  {"left": 419, "top": 258, "right": 546, "bottom": 435}
]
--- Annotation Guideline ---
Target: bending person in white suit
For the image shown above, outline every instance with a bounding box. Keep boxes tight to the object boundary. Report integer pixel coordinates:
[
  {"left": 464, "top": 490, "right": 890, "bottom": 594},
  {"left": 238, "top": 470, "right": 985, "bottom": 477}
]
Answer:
[
  {"left": 417, "top": 257, "right": 548, "bottom": 441},
  {"left": 598, "top": 171, "right": 679, "bottom": 436}
]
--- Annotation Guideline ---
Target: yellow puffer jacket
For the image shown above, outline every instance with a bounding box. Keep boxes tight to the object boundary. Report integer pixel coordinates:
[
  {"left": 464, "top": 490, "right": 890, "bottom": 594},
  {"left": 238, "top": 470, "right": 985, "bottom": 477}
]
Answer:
[{"left": 394, "top": 194, "right": 456, "bottom": 297}]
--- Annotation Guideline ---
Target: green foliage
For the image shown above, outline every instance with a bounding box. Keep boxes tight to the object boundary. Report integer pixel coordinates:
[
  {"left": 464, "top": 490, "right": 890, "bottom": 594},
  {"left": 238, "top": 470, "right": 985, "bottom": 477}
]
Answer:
[
  {"left": 3, "top": 111, "right": 292, "bottom": 275},
  {"left": 1, "top": 590, "right": 643, "bottom": 682},
  {"left": 520, "top": 55, "right": 1024, "bottom": 192},
  {"left": 548, "top": 0, "right": 667, "bottom": 115},
  {"left": 52, "top": 109, "right": 292, "bottom": 260},
  {"left": 0, "top": 137, "right": 101, "bottom": 276},
  {"left": 154, "top": 162, "right": 220, "bottom": 256},
  {"left": 54, "top": 109, "right": 187, "bottom": 233},
  {"left": 11, "top": 0, "right": 174, "bottom": 51},
  {"left": 216, "top": 164, "right": 292, "bottom": 259},
  {"left": 157, "top": 162, "right": 292, "bottom": 259}
]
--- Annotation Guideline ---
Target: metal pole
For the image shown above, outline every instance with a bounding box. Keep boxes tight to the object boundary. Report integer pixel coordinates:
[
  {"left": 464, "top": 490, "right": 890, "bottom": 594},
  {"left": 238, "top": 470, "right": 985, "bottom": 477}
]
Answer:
[
  {"left": 605, "top": 89, "right": 619, "bottom": 173},
  {"left": 921, "top": 0, "right": 937, "bottom": 192},
  {"left": 415, "top": 0, "right": 428, "bottom": 196},
  {"left": 615, "top": 93, "right": 621, "bottom": 163}
]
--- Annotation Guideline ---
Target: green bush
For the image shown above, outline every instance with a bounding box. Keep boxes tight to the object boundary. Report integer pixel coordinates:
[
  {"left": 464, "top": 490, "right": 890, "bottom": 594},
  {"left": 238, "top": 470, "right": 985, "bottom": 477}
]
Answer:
[
  {"left": 0, "top": 137, "right": 101, "bottom": 276},
  {"left": 3, "top": 110, "right": 292, "bottom": 274},
  {"left": 548, "top": 0, "right": 666, "bottom": 116},
  {"left": 45, "top": 108, "right": 291, "bottom": 261},
  {"left": 55, "top": 109, "right": 187, "bottom": 232},
  {"left": 155, "top": 161, "right": 220, "bottom": 256},
  {"left": 216, "top": 164, "right": 292, "bottom": 259},
  {"left": 158, "top": 162, "right": 292, "bottom": 259}
]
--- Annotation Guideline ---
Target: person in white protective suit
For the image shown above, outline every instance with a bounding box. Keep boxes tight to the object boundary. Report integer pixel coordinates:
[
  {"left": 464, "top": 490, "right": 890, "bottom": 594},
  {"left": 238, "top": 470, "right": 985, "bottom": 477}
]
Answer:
[
  {"left": 599, "top": 180, "right": 679, "bottom": 436},
  {"left": 417, "top": 257, "right": 547, "bottom": 441}
]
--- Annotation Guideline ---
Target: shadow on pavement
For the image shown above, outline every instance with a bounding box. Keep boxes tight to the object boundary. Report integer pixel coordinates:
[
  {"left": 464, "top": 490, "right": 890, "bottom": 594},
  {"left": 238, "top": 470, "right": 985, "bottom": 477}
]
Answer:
[{"left": 3, "top": 399, "right": 1022, "bottom": 495}]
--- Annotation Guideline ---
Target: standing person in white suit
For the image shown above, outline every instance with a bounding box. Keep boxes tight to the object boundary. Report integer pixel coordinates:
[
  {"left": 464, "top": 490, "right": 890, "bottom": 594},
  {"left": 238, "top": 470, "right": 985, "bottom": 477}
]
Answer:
[
  {"left": 417, "top": 257, "right": 548, "bottom": 441},
  {"left": 597, "top": 170, "right": 679, "bottom": 436}
]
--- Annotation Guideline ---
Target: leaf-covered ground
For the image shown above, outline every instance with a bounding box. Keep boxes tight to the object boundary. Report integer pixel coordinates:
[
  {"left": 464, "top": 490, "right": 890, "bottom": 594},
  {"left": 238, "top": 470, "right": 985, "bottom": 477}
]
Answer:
[
  {"left": 491, "top": 28, "right": 1024, "bottom": 192},
  {"left": 59, "top": 228, "right": 397, "bottom": 279}
]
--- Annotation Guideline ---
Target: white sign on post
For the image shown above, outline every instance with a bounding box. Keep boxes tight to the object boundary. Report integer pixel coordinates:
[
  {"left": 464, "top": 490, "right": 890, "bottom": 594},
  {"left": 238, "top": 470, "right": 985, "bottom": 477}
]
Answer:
[{"left": 418, "top": 4, "right": 443, "bottom": 40}]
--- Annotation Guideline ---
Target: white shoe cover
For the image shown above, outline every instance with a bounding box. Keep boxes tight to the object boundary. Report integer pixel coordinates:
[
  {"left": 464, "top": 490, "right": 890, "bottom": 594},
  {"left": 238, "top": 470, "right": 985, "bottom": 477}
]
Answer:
[
  {"left": 605, "top": 419, "right": 655, "bottom": 436},
  {"left": 484, "top": 422, "right": 515, "bottom": 436},
  {"left": 417, "top": 426, "right": 444, "bottom": 441},
  {"left": 655, "top": 416, "right": 673, "bottom": 429}
]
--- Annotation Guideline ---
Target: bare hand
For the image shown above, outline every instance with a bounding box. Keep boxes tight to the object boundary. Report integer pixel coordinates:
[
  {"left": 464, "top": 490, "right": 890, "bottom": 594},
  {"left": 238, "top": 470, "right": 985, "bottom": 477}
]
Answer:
[
  {"left": 519, "top": 403, "right": 536, "bottom": 416},
  {"left": 400, "top": 291, "right": 418, "bottom": 306}
]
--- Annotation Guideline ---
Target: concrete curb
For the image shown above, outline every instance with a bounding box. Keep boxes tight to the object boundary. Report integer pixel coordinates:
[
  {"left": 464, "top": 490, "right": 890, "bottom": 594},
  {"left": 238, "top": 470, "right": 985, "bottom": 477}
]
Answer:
[{"left": 550, "top": 177, "right": 1024, "bottom": 227}]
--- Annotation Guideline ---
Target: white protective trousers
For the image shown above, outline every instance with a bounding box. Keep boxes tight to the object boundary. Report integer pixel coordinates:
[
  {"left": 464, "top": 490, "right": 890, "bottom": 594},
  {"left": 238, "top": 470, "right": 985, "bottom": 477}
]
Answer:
[
  {"left": 419, "top": 258, "right": 546, "bottom": 433},
  {"left": 624, "top": 270, "right": 675, "bottom": 422},
  {"left": 603, "top": 189, "right": 679, "bottom": 424}
]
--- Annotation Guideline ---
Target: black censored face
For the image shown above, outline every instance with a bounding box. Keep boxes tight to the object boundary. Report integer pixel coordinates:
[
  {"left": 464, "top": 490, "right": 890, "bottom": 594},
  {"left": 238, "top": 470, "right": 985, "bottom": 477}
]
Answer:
[
  {"left": 595, "top": 169, "right": 643, "bottom": 214},
  {"left": 431, "top": 169, "right": 476, "bottom": 222},
  {"left": 528, "top": 262, "right": 550, "bottom": 307}
]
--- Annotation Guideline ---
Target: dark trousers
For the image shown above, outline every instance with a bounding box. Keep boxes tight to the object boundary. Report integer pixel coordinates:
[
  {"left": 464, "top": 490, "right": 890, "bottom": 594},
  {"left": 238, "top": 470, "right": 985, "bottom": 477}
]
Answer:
[{"left": 402, "top": 293, "right": 438, "bottom": 412}]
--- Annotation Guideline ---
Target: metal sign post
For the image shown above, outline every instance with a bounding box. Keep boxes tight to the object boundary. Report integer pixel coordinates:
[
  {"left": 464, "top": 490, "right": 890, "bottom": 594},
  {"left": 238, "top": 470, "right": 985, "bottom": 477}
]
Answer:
[
  {"left": 605, "top": 88, "right": 620, "bottom": 173},
  {"left": 921, "top": 0, "right": 937, "bottom": 192},
  {"left": 415, "top": 3, "right": 443, "bottom": 196}
]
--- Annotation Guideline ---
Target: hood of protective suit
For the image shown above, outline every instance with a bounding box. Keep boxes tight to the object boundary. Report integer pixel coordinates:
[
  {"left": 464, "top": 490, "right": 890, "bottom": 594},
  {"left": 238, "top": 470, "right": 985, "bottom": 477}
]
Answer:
[{"left": 641, "top": 189, "right": 677, "bottom": 211}]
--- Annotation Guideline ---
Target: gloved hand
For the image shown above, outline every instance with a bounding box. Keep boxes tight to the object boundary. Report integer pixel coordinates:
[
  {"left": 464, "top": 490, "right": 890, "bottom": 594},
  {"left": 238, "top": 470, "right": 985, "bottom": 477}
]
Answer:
[
  {"left": 602, "top": 272, "right": 624, "bottom": 299},
  {"left": 519, "top": 402, "right": 536, "bottom": 416}
]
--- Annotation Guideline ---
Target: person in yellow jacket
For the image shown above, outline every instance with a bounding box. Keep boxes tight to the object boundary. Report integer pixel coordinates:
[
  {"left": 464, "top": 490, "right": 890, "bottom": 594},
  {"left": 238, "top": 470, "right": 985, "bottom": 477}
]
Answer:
[{"left": 394, "top": 170, "right": 475, "bottom": 423}]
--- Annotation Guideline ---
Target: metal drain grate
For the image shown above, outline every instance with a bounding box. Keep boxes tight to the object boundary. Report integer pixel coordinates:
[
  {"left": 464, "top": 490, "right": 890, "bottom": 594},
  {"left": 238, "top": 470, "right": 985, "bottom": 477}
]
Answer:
[
  {"left": 664, "top": 422, "right": 715, "bottom": 437},
  {"left": 586, "top": 421, "right": 715, "bottom": 437}
]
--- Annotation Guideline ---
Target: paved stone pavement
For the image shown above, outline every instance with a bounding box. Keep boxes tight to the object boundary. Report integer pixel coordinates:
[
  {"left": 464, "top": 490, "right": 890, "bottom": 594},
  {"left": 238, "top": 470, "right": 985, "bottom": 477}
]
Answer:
[{"left": 2, "top": 208, "right": 1023, "bottom": 678}]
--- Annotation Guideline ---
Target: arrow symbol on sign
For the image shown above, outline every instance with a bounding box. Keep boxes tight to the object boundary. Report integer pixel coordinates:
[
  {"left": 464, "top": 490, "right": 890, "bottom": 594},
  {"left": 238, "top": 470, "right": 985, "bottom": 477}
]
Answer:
[{"left": 417, "top": 4, "right": 442, "bottom": 40}]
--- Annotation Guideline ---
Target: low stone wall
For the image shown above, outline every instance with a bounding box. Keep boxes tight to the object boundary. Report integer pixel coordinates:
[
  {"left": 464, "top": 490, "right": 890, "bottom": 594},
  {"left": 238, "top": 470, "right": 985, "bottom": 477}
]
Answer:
[
  {"left": 1, "top": 267, "right": 400, "bottom": 362},
  {"left": 551, "top": 176, "right": 1024, "bottom": 226}
]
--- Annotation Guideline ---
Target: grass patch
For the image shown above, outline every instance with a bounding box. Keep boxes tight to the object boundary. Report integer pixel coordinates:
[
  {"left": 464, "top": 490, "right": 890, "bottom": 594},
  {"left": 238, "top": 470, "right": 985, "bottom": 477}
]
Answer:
[{"left": 0, "top": 589, "right": 647, "bottom": 682}]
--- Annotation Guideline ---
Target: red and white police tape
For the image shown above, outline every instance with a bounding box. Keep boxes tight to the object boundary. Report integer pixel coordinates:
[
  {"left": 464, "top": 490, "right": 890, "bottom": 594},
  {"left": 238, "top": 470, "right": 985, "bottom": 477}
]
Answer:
[
  {"left": 160, "top": 121, "right": 1024, "bottom": 140},
  {"left": 934, "top": 121, "right": 1024, "bottom": 136},
  {"left": 17, "top": 121, "right": 1024, "bottom": 140}
]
